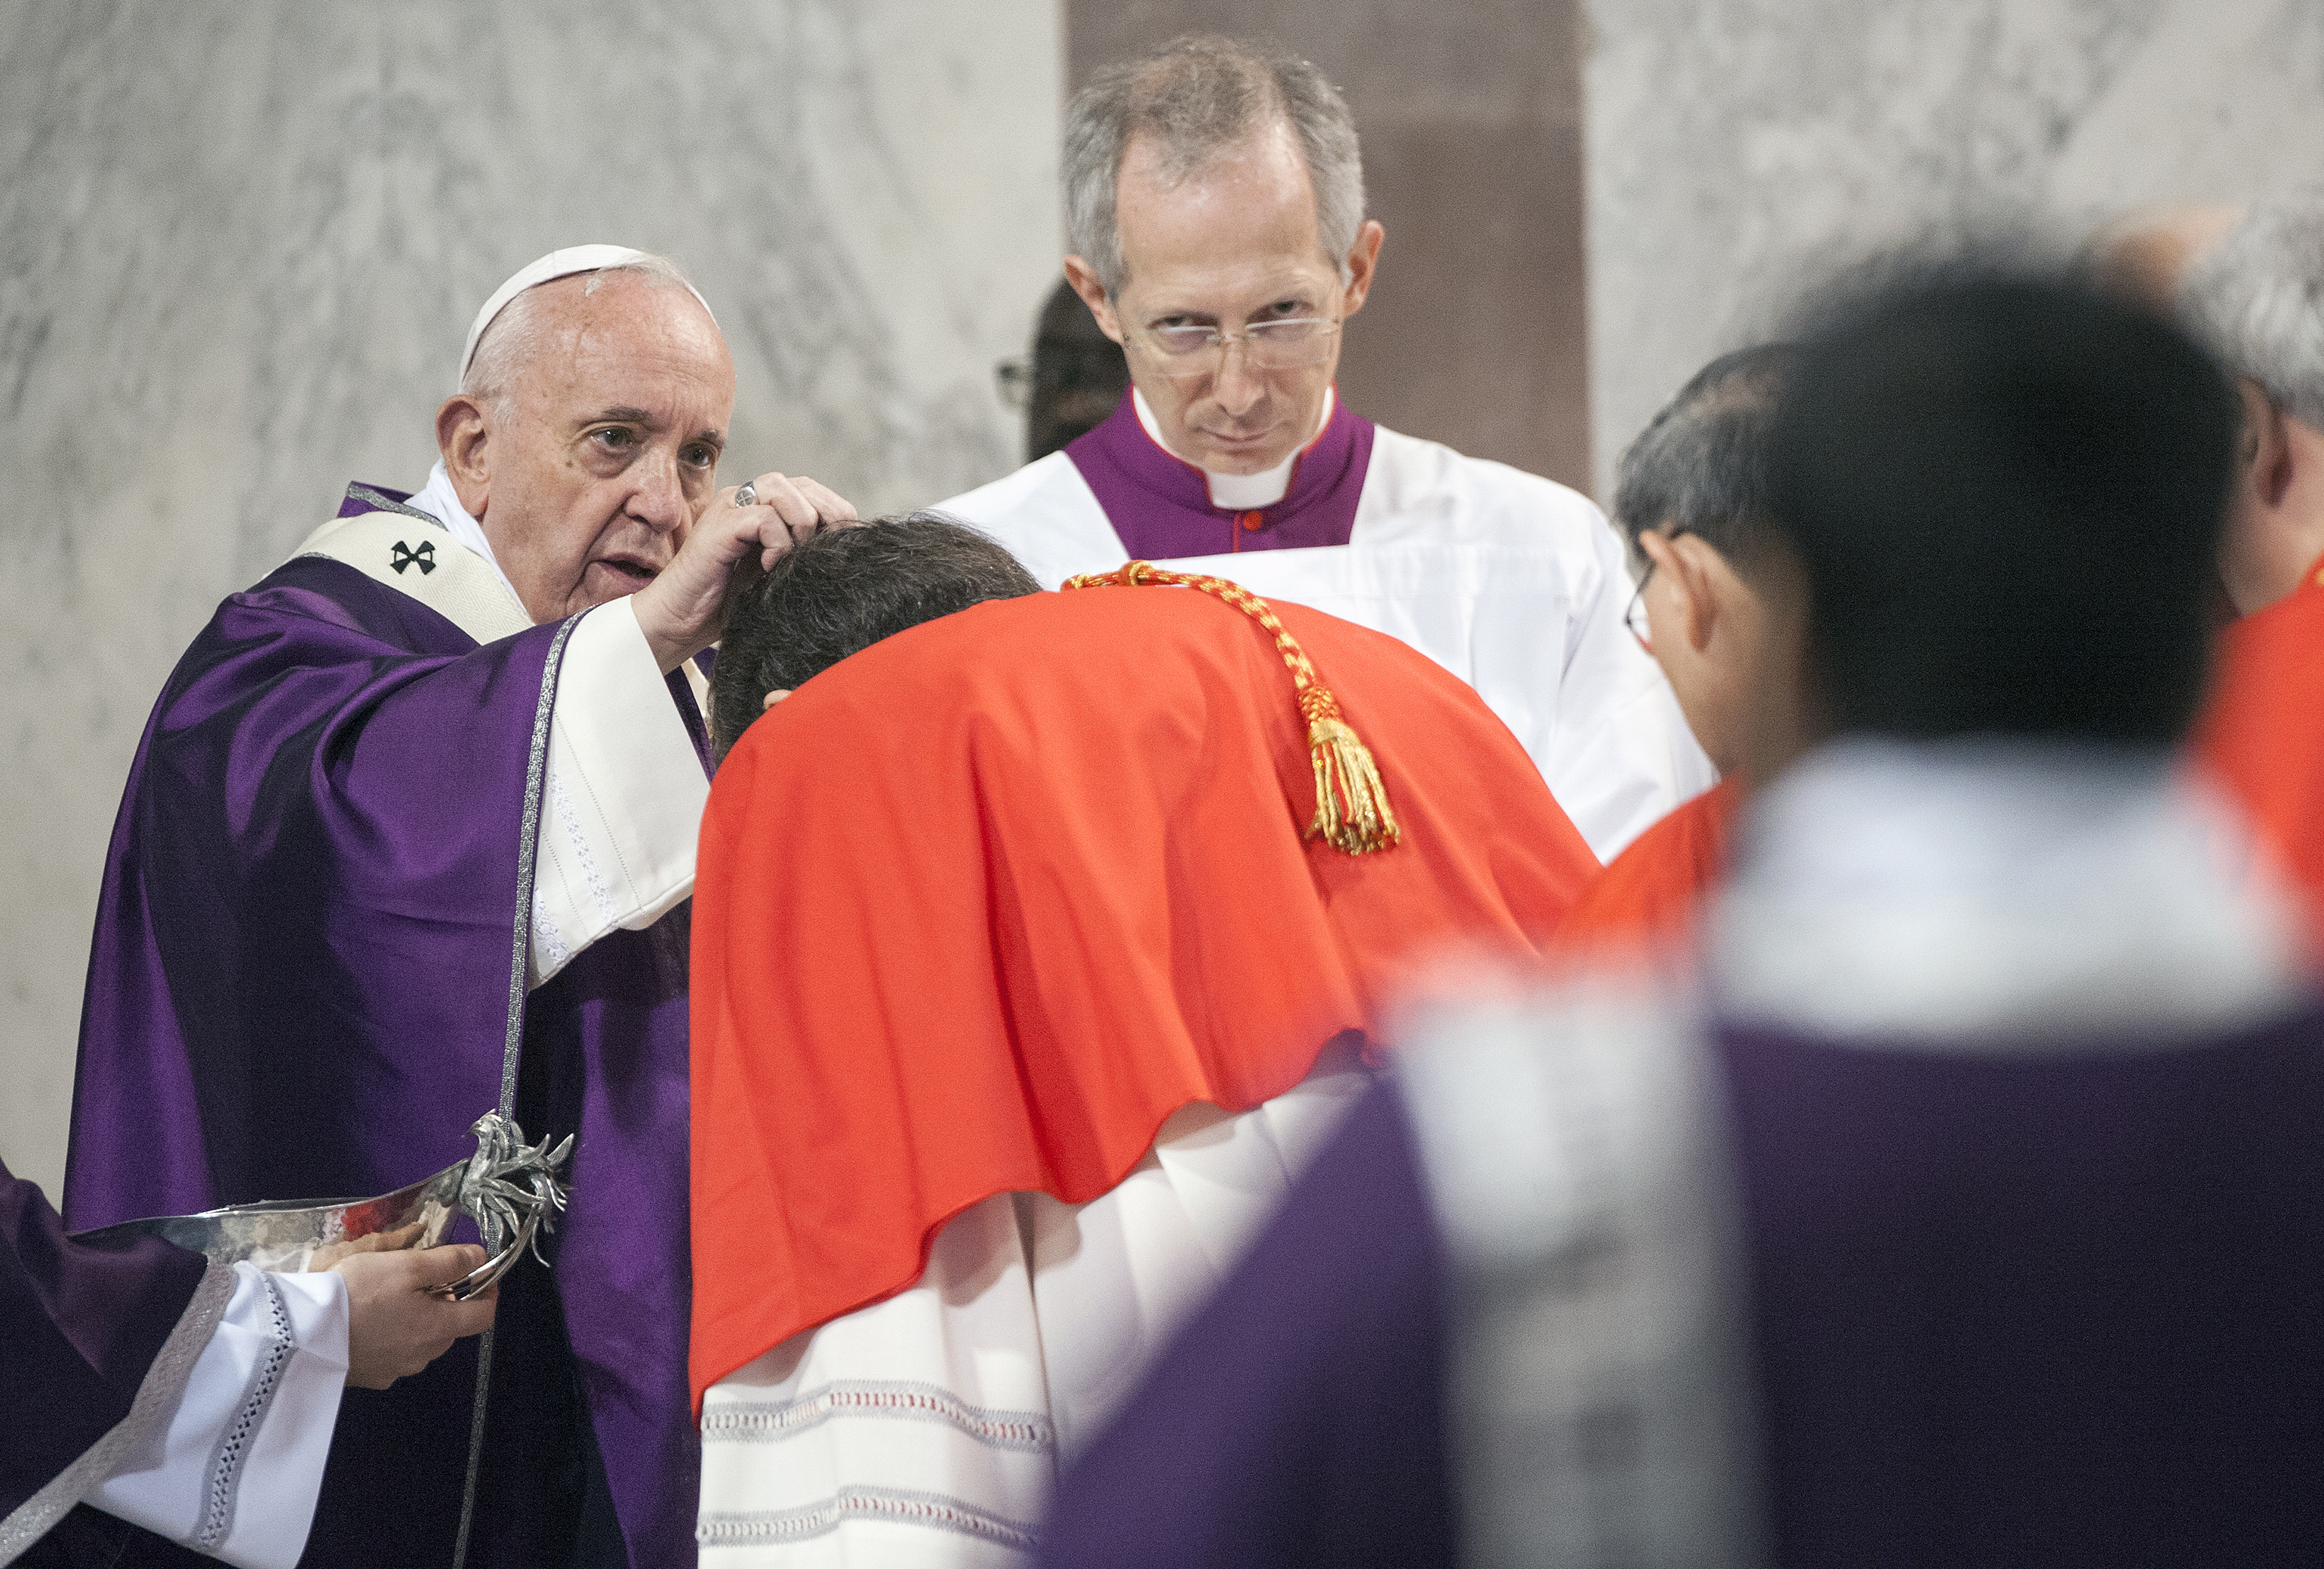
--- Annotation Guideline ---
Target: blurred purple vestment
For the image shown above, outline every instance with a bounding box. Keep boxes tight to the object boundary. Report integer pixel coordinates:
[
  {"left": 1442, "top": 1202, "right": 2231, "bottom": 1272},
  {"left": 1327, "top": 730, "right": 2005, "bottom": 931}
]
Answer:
[
  {"left": 63, "top": 487, "right": 702, "bottom": 1568},
  {"left": 1045, "top": 1008, "right": 2324, "bottom": 1567}
]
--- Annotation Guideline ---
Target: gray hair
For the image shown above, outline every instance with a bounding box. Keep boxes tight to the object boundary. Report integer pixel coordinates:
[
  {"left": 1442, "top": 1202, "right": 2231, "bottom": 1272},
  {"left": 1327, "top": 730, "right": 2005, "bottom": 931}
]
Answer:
[
  {"left": 1063, "top": 35, "right": 1365, "bottom": 298},
  {"left": 461, "top": 253, "right": 700, "bottom": 416},
  {"left": 2179, "top": 195, "right": 2324, "bottom": 432},
  {"left": 1613, "top": 343, "right": 1796, "bottom": 568}
]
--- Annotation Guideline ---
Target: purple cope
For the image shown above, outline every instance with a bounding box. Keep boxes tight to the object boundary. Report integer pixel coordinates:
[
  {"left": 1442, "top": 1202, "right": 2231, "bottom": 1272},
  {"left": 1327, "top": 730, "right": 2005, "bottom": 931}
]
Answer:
[
  {"left": 63, "top": 485, "right": 702, "bottom": 1568},
  {"left": 1062, "top": 389, "right": 1376, "bottom": 559}
]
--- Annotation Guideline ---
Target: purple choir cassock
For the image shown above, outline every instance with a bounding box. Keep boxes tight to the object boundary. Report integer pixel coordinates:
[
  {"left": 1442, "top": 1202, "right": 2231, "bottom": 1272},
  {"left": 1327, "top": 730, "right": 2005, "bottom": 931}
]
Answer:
[
  {"left": 2, "top": 1160, "right": 223, "bottom": 1565},
  {"left": 1042, "top": 746, "right": 2324, "bottom": 1568},
  {"left": 63, "top": 485, "right": 700, "bottom": 1567},
  {"left": 1060, "top": 386, "right": 1375, "bottom": 558}
]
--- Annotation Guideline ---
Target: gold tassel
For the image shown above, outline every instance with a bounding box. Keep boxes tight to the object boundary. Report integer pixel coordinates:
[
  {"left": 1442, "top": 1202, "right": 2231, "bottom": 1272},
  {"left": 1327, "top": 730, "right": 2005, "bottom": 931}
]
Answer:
[
  {"left": 1069, "top": 560, "right": 1404, "bottom": 857},
  {"left": 1307, "top": 714, "right": 1401, "bottom": 854}
]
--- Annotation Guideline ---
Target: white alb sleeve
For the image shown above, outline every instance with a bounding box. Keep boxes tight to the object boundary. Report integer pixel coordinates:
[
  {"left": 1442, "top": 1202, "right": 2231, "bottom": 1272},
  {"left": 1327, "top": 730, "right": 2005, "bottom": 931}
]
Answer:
[
  {"left": 91, "top": 1263, "right": 349, "bottom": 1569},
  {"left": 529, "top": 598, "right": 712, "bottom": 986}
]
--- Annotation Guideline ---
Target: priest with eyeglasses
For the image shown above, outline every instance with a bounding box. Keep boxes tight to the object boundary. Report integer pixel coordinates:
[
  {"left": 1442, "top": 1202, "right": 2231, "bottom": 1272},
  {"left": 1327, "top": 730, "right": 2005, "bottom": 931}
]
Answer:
[{"left": 937, "top": 35, "right": 1713, "bottom": 862}]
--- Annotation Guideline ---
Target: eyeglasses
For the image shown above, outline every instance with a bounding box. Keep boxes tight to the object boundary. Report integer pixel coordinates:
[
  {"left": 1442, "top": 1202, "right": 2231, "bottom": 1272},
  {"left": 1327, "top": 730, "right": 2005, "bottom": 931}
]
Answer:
[
  {"left": 1624, "top": 528, "right": 1688, "bottom": 648},
  {"left": 1125, "top": 317, "right": 1343, "bottom": 380}
]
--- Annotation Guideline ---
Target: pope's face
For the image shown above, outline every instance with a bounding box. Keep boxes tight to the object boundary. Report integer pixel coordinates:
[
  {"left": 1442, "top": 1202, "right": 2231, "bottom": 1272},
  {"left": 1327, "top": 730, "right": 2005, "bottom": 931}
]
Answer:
[
  {"left": 1075, "top": 124, "right": 1381, "bottom": 475},
  {"left": 456, "top": 275, "right": 736, "bottom": 623}
]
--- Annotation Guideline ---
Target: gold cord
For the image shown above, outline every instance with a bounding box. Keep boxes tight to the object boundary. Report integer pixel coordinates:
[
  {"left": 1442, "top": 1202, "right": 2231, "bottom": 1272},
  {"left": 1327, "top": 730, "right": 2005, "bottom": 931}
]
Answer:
[{"left": 1064, "top": 561, "right": 1401, "bottom": 854}]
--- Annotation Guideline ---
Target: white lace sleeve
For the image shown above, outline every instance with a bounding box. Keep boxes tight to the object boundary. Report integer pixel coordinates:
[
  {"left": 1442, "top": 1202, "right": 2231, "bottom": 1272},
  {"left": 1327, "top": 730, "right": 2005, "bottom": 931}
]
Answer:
[
  {"left": 529, "top": 598, "right": 712, "bottom": 986},
  {"left": 90, "top": 1263, "right": 349, "bottom": 1569}
]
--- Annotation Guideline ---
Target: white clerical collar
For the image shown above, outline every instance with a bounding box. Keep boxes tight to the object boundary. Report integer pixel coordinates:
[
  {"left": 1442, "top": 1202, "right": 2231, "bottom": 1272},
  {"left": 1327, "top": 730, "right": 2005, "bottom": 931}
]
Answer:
[
  {"left": 408, "top": 459, "right": 527, "bottom": 612},
  {"left": 1707, "top": 736, "right": 2309, "bottom": 1043},
  {"left": 1132, "top": 386, "right": 1334, "bottom": 510}
]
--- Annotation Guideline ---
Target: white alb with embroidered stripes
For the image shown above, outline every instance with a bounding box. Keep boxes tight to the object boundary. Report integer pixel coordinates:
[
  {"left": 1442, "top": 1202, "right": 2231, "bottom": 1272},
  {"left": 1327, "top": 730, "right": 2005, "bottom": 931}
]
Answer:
[{"left": 697, "top": 1043, "right": 1377, "bottom": 1564}]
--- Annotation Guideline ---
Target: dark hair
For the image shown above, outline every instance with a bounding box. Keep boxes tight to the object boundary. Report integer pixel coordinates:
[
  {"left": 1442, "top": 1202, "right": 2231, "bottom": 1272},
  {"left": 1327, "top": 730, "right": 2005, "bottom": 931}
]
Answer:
[
  {"left": 1613, "top": 343, "right": 1796, "bottom": 569},
  {"left": 710, "top": 512, "right": 1042, "bottom": 758},
  {"left": 1764, "top": 268, "right": 2238, "bottom": 746},
  {"left": 1027, "top": 278, "right": 1129, "bottom": 462}
]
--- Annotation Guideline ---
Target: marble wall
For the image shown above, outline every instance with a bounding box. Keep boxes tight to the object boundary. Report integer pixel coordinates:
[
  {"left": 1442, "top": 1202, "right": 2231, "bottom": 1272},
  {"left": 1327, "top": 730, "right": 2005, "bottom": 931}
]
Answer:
[
  {"left": 1587, "top": 0, "right": 2324, "bottom": 496},
  {"left": 0, "top": 0, "right": 1063, "bottom": 1192}
]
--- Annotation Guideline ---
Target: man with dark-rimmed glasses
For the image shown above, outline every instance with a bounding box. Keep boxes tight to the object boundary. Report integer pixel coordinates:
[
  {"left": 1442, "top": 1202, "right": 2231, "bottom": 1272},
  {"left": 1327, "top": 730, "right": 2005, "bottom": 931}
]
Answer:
[{"left": 937, "top": 34, "right": 1712, "bottom": 862}]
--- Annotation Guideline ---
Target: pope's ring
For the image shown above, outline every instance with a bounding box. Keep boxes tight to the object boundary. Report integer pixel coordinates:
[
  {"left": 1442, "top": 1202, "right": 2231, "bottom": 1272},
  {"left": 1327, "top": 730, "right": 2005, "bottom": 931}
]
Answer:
[{"left": 734, "top": 481, "right": 758, "bottom": 509}]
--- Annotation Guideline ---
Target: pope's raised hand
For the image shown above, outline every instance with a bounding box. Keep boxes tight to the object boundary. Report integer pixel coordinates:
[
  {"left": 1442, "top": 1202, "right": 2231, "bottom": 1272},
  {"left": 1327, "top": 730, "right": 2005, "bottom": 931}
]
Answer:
[{"left": 631, "top": 470, "right": 860, "bottom": 673}]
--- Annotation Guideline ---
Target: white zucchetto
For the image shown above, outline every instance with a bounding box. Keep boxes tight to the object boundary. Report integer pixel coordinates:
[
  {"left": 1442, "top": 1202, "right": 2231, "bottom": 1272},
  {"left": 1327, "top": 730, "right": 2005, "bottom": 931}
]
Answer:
[{"left": 458, "top": 245, "right": 716, "bottom": 386}]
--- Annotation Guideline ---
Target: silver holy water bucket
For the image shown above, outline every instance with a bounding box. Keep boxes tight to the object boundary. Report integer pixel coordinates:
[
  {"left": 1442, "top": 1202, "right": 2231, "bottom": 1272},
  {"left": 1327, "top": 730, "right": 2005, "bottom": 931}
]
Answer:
[{"left": 72, "top": 1111, "right": 572, "bottom": 1301}]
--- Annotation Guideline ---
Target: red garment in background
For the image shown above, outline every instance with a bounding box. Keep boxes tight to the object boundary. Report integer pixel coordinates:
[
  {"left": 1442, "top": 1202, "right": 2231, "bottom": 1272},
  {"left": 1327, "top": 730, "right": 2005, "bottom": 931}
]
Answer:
[
  {"left": 2194, "top": 558, "right": 2324, "bottom": 941},
  {"left": 689, "top": 588, "right": 1598, "bottom": 1406},
  {"left": 1550, "top": 777, "right": 1741, "bottom": 956}
]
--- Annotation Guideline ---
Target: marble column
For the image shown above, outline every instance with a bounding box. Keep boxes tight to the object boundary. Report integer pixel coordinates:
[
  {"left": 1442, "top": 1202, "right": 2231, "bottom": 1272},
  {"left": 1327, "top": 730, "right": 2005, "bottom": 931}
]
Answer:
[
  {"left": 1587, "top": 0, "right": 2324, "bottom": 495},
  {"left": 0, "top": 0, "right": 1061, "bottom": 1194}
]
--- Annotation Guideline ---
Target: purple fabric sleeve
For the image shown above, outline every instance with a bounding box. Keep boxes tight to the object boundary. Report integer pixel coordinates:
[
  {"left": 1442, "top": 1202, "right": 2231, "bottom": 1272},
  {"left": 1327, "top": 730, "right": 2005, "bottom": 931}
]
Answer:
[
  {"left": 1038, "top": 1080, "right": 1456, "bottom": 1569},
  {"left": 1, "top": 1160, "right": 205, "bottom": 1524}
]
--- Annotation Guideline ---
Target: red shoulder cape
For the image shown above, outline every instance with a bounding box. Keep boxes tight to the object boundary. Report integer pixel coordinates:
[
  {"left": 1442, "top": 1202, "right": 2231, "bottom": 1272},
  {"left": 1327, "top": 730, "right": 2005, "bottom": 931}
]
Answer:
[
  {"left": 688, "top": 588, "right": 1597, "bottom": 1405},
  {"left": 1550, "top": 777, "right": 1739, "bottom": 956},
  {"left": 2195, "top": 561, "right": 2324, "bottom": 941}
]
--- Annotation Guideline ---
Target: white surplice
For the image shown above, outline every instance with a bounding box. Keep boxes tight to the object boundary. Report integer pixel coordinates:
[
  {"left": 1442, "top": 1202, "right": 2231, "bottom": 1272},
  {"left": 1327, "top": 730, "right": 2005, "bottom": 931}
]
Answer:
[
  {"left": 936, "top": 414, "right": 1716, "bottom": 861},
  {"left": 695, "top": 1045, "right": 1377, "bottom": 1565}
]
